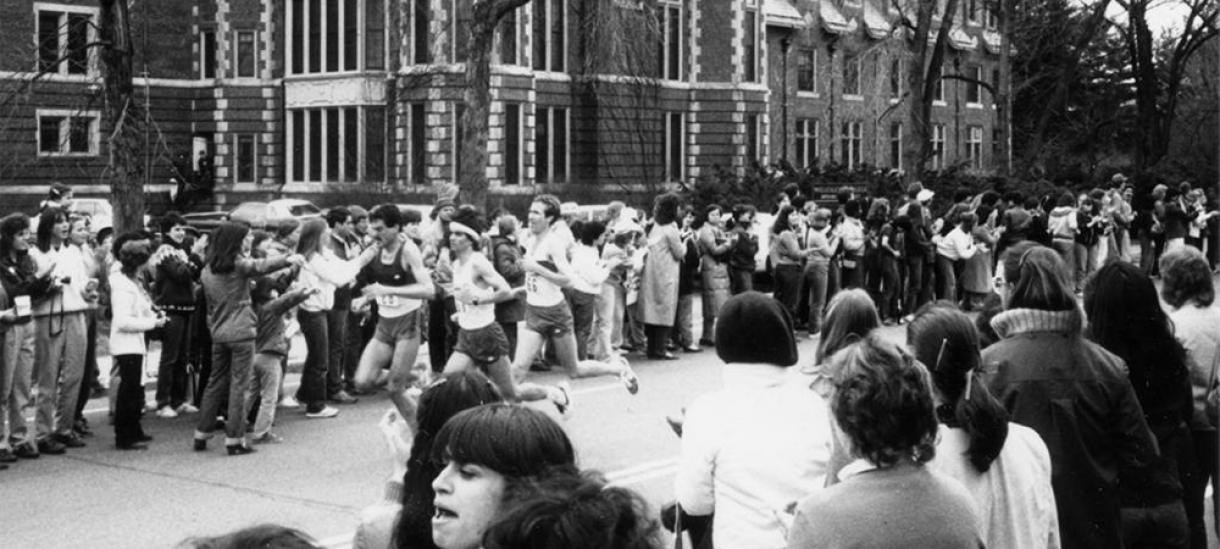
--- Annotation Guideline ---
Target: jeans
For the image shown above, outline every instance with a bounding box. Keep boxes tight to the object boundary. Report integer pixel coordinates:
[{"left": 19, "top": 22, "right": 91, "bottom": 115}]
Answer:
[
  {"left": 700, "top": 260, "right": 730, "bottom": 344},
  {"left": 155, "top": 313, "right": 192, "bottom": 409},
  {"left": 195, "top": 340, "right": 255, "bottom": 442},
  {"left": 772, "top": 264, "right": 804, "bottom": 322},
  {"left": 246, "top": 352, "right": 282, "bottom": 438},
  {"left": 1052, "top": 238, "right": 1077, "bottom": 288},
  {"left": 590, "top": 283, "right": 619, "bottom": 361},
  {"left": 675, "top": 293, "right": 696, "bottom": 348},
  {"left": 1074, "top": 241, "right": 1097, "bottom": 290},
  {"left": 876, "top": 256, "right": 900, "bottom": 321},
  {"left": 34, "top": 311, "right": 87, "bottom": 439},
  {"left": 803, "top": 262, "right": 829, "bottom": 333},
  {"left": 113, "top": 354, "right": 147, "bottom": 445},
  {"left": 567, "top": 289, "right": 597, "bottom": 360},
  {"left": 904, "top": 255, "right": 930, "bottom": 316},
  {"left": 1185, "top": 430, "right": 1219, "bottom": 548},
  {"left": 326, "top": 306, "right": 349, "bottom": 395},
  {"left": 2, "top": 321, "right": 35, "bottom": 448},
  {"left": 75, "top": 309, "right": 99, "bottom": 419},
  {"left": 296, "top": 309, "right": 330, "bottom": 407},
  {"left": 935, "top": 255, "right": 961, "bottom": 304},
  {"left": 728, "top": 267, "right": 753, "bottom": 295}
]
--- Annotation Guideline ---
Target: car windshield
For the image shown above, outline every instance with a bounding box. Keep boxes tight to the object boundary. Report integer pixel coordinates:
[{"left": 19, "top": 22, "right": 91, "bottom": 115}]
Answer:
[{"left": 287, "top": 203, "right": 321, "bottom": 216}]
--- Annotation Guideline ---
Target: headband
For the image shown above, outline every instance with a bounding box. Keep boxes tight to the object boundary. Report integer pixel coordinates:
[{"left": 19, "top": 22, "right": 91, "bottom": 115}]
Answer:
[{"left": 449, "top": 221, "right": 480, "bottom": 241}]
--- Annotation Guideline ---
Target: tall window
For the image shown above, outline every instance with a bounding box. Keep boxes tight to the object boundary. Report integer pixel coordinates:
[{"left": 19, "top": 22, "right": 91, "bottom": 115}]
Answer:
[
  {"left": 841, "top": 121, "right": 862, "bottom": 168},
  {"left": 966, "top": 0, "right": 980, "bottom": 24},
  {"left": 412, "top": 0, "right": 430, "bottom": 64},
  {"left": 745, "top": 113, "right": 762, "bottom": 164},
  {"left": 934, "top": 66, "right": 946, "bottom": 102},
  {"left": 931, "top": 124, "right": 946, "bottom": 169},
  {"left": 37, "top": 109, "right": 99, "bottom": 156},
  {"left": 452, "top": 103, "right": 466, "bottom": 183},
  {"left": 201, "top": 31, "right": 217, "bottom": 79},
  {"left": 966, "top": 65, "right": 982, "bottom": 104},
  {"left": 504, "top": 103, "right": 522, "bottom": 185},
  {"left": 498, "top": 8, "right": 521, "bottom": 65},
  {"left": 532, "top": 0, "right": 566, "bottom": 72},
  {"left": 37, "top": 6, "right": 96, "bottom": 76},
  {"left": 451, "top": 0, "right": 471, "bottom": 63},
  {"left": 536, "top": 107, "right": 569, "bottom": 183},
  {"left": 795, "top": 119, "right": 818, "bottom": 168},
  {"left": 659, "top": 0, "right": 683, "bottom": 81},
  {"left": 288, "top": 106, "right": 385, "bottom": 183},
  {"left": 408, "top": 103, "right": 427, "bottom": 185},
  {"left": 235, "top": 134, "right": 257, "bottom": 183},
  {"left": 967, "top": 126, "right": 983, "bottom": 168},
  {"left": 985, "top": 5, "right": 998, "bottom": 28},
  {"left": 843, "top": 54, "right": 862, "bottom": 97},
  {"left": 889, "top": 123, "right": 903, "bottom": 169},
  {"left": 889, "top": 57, "right": 903, "bottom": 97},
  {"left": 797, "top": 49, "right": 816, "bottom": 92},
  {"left": 992, "top": 68, "right": 1000, "bottom": 105},
  {"left": 665, "top": 112, "right": 685, "bottom": 182},
  {"left": 234, "top": 31, "right": 257, "bottom": 78},
  {"left": 743, "top": 1, "right": 759, "bottom": 83},
  {"left": 289, "top": 0, "right": 384, "bottom": 74}
]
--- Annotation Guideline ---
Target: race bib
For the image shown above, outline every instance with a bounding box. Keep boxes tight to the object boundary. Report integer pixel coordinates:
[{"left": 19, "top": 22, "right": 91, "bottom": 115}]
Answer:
[
  {"left": 525, "top": 271, "right": 540, "bottom": 293},
  {"left": 378, "top": 294, "right": 399, "bottom": 307}
]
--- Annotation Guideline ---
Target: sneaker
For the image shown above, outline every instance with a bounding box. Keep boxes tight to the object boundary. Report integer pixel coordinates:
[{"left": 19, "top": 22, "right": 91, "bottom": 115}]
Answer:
[
  {"left": 252, "top": 432, "right": 284, "bottom": 444},
  {"left": 328, "top": 391, "right": 359, "bottom": 404},
  {"left": 51, "top": 433, "right": 86, "bottom": 448},
  {"left": 305, "top": 405, "right": 339, "bottom": 419},
  {"left": 278, "top": 396, "right": 301, "bottom": 409},
  {"left": 13, "top": 443, "right": 39, "bottom": 459},
  {"left": 614, "top": 356, "right": 639, "bottom": 395},
  {"left": 73, "top": 418, "right": 94, "bottom": 438},
  {"left": 155, "top": 406, "right": 179, "bottom": 419},
  {"left": 0, "top": 448, "right": 17, "bottom": 463},
  {"left": 176, "top": 403, "right": 200, "bottom": 414},
  {"left": 36, "top": 438, "right": 66, "bottom": 455},
  {"left": 552, "top": 382, "right": 573, "bottom": 415}
]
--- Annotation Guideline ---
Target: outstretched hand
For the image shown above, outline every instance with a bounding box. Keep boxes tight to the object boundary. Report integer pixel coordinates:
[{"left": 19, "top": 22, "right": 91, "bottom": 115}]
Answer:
[{"left": 379, "top": 408, "right": 414, "bottom": 479}]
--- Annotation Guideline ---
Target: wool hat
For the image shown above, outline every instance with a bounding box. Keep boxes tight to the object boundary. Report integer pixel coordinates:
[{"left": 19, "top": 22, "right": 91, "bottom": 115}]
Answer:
[{"left": 715, "top": 291, "right": 798, "bottom": 367}]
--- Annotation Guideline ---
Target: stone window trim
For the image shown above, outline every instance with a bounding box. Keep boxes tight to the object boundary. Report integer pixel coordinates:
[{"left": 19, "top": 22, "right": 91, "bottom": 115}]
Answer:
[
  {"left": 36, "top": 108, "right": 100, "bottom": 157},
  {"left": 34, "top": 2, "right": 99, "bottom": 78}
]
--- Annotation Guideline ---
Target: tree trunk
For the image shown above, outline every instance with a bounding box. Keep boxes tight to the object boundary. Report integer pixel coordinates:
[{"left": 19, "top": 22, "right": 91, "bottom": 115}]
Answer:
[
  {"left": 995, "top": 0, "right": 1012, "bottom": 176},
  {"left": 99, "top": 0, "right": 144, "bottom": 234},
  {"left": 904, "top": 0, "right": 960, "bottom": 179},
  {"left": 460, "top": 0, "right": 531, "bottom": 211},
  {"left": 1129, "top": 0, "right": 1159, "bottom": 170}
]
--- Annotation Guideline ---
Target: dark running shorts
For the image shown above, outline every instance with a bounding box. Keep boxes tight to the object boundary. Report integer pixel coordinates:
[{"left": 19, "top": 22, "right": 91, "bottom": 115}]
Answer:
[
  {"left": 524, "top": 301, "right": 573, "bottom": 337},
  {"left": 373, "top": 310, "right": 420, "bottom": 344},
  {"left": 453, "top": 323, "right": 510, "bottom": 365}
]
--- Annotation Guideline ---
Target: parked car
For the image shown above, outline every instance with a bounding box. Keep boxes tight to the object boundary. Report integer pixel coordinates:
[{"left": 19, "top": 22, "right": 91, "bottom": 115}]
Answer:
[
  {"left": 184, "top": 199, "right": 323, "bottom": 233},
  {"left": 32, "top": 198, "right": 150, "bottom": 239}
]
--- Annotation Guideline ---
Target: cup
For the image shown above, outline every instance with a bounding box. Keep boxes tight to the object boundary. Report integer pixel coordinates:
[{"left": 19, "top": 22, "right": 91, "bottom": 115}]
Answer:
[{"left": 14, "top": 295, "right": 31, "bottom": 320}]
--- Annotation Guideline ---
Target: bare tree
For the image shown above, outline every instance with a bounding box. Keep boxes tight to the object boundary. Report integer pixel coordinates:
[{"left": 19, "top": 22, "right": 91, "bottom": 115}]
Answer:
[
  {"left": 99, "top": 0, "right": 145, "bottom": 233},
  {"left": 899, "top": 0, "right": 963, "bottom": 178}
]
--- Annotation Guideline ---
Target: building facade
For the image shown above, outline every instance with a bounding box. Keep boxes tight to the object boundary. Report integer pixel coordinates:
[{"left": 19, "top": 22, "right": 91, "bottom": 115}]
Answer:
[{"left": 0, "top": 0, "right": 1003, "bottom": 211}]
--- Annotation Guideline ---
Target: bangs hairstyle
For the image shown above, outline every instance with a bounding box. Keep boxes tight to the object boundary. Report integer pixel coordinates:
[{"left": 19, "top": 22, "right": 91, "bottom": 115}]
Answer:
[
  {"left": 999, "top": 241, "right": 1078, "bottom": 315},
  {"left": 0, "top": 213, "right": 30, "bottom": 256},
  {"left": 295, "top": 218, "right": 327, "bottom": 257},
  {"left": 36, "top": 206, "right": 68, "bottom": 252},
  {"left": 771, "top": 205, "right": 797, "bottom": 234},
  {"left": 431, "top": 404, "right": 575, "bottom": 479},
  {"left": 827, "top": 333, "right": 938, "bottom": 467},
  {"left": 907, "top": 302, "right": 1009, "bottom": 473},
  {"left": 1159, "top": 245, "right": 1215, "bottom": 308},
  {"left": 205, "top": 222, "right": 251, "bottom": 274},
  {"left": 816, "top": 288, "right": 881, "bottom": 364}
]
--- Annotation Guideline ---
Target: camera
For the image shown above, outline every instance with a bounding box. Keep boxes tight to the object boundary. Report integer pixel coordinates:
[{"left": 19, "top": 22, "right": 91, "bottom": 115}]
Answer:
[{"left": 59, "top": 276, "right": 71, "bottom": 285}]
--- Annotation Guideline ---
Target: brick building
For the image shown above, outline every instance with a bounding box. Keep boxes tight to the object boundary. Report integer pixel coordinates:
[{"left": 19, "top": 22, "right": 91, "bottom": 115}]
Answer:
[{"left": 0, "top": 0, "right": 1003, "bottom": 212}]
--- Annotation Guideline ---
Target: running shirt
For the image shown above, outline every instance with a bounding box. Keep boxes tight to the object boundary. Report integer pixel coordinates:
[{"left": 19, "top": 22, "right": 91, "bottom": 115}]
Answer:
[
  {"left": 452, "top": 254, "right": 495, "bottom": 330},
  {"left": 363, "top": 243, "right": 422, "bottom": 318},
  {"left": 525, "top": 230, "right": 565, "bottom": 307}
]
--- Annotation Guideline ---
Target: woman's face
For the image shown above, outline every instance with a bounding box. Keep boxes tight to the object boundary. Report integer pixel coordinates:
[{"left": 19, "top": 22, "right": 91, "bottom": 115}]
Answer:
[
  {"left": 11, "top": 228, "right": 31, "bottom": 251},
  {"left": 787, "top": 210, "right": 802, "bottom": 227},
  {"left": 68, "top": 220, "right": 90, "bottom": 246},
  {"left": 431, "top": 460, "right": 507, "bottom": 549},
  {"left": 52, "top": 217, "right": 69, "bottom": 241},
  {"left": 993, "top": 266, "right": 1012, "bottom": 308},
  {"left": 168, "top": 225, "right": 187, "bottom": 244}
]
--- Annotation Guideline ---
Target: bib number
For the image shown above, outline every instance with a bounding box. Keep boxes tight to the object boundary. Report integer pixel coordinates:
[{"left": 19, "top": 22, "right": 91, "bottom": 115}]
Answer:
[
  {"left": 525, "top": 272, "right": 540, "bottom": 293},
  {"left": 378, "top": 295, "right": 399, "bottom": 308}
]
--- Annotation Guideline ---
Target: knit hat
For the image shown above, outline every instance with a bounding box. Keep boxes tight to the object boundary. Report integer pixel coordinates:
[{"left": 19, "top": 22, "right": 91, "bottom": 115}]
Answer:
[{"left": 715, "top": 291, "right": 798, "bottom": 367}]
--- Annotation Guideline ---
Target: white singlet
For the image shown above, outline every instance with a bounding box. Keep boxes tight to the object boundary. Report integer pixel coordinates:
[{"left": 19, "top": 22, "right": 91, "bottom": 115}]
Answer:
[
  {"left": 525, "top": 230, "right": 565, "bottom": 307},
  {"left": 452, "top": 254, "right": 496, "bottom": 330}
]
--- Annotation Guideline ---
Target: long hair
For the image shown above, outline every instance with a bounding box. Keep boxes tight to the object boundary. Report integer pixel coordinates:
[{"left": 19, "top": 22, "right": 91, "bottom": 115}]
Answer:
[
  {"left": 999, "top": 241, "right": 1078, "bottom": 315},
  {"left": 652, "top": 193, "right": 681, "bottom": 226},
  {"left": 771, "top": 205, "right": 797, "bottom": 235},
  {"left": 205, "top": 222, "right": 251, "bottom": 275},
  {"left": 693, "top": 204, "right": 722, "bottom": 231},
  {"left": 397, "top": 370, "right": 504, "bottom": 549},
  {"left": 907, "top": 302, "right": 1010, "bottom": 473},
  {"left": 295, "top": 218, "right": 327, "bottom": 257},
  {"left": 0, "top": 213, "right": 30, "bottom": 258},
  {"left": 816, "top": 289, "right": 881, "bottom": 364},
  {"left": 1084, "top": 261, "right": 1189, "bottom": 408},
  {"left": 35, "top": 207, "right": 67, "bottom": 252}
]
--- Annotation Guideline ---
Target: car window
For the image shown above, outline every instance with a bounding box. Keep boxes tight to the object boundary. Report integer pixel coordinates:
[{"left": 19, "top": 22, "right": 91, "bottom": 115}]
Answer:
[{"left": 287, "top": 203, "right": 321, "bottom": 216}]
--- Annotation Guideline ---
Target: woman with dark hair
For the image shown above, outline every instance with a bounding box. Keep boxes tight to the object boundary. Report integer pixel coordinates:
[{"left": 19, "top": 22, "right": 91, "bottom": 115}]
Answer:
[
  {"left": 193, "top": 222, "right": 303, "bottom": 456},
  {"left": 908, "top": 303, "right": 1059, "bottom": 549},
  {"left": 789, "top": 333, "right": 983, "bottom": 549},
  {"left": 1159, "top": 246, "right": 1220, "bottom": 545},
  {"left": 695, "top": 204, "right": 731, "bottom": 346},
  {"left": 0, "top": 213, "right": 53, "bottom": 462},
  {"left": 673, "top": 207, "right": 701, "bottom": 353},
  {"left": 675, "top": 292, "right": 831, "bottom": 549},
  {"left": 108, "top": 232, "right": 167, "bottom": 450},
  {"left": 429, "top": 404, "right": 578, "bottom": 549},
  {"left": 295, "top": 217, "right": 377, "bottom": 418},
  {"left": 769, "top": 205, "right": 805, "bottom": 322},
  {"left": 640, "top": 194, "right": 684, "bottom": 360},
  {"left": 982, "top": 240, "right": 1158, "bottom": 549},
  {"left": 725, "top": 204, "right": 758, "bottom": 296},
  {"left": 1084, "top": 261, "right": 1193, "bottom": 549},
  {"left": 1074, "top": 197, "right": 1104, "bottom": 290},
  {"left": 177, "top": 524, "right": 322, "bottom": 549},
  {"left": 865, "top": 199, "right": 901, "bottom": 323},
  {"left": 483, "top": 470, "right": 662, "bottom": 549},
  {"left": 353, "top": 369, "right": 504, "bottom": 549}
]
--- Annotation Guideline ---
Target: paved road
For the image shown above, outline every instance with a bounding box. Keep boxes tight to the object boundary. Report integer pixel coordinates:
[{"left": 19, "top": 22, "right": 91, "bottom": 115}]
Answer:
[{"left": 2, "top": 320, "right": 1215, "bottom": 549}]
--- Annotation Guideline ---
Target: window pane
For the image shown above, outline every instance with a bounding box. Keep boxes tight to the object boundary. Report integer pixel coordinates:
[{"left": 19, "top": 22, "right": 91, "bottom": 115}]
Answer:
[
  {"left": 325, "top": 0, "right": 339, "bottom": 71},
  {"left": 344, "top": 107, "right": 359, "bottom": 182},
  {"left": 413, "top": 0, "right": 430, "bottom": 64},
  {"left": 237, "top": 32, "right": 255, "bottom": 77},
  {"left": 505, "top": 104, "right": 520, "bottom": 185},
  {"left": 40, "top": 116, "right": 62, "bottom": 153},
  {"left": 291, "top": 0, "right": 304, "bottom": 73},
  {"left": 743, "top": 12, "right": 756, "bottom": 82},
  {"left": 532, "top": 0, "right": 547, "bottom": 70},
  {"left": 844, "top": 57, "right": 859, "bottom": 95},
  {"left": 453, "top": 103, "right": 466, "bottom": 181},
  {"left": 69, "top": 117, "right": 91, "bottom": 153},
  {"left": 67, "top": 14, "right": 90, "bottom": 74},
  {"left": 236, "top": 134, "right": 255, "bottom": 182},
  {"left": 366, "top": 107, "right": 386, "bottom": 183},
  {"left": 454, "top": 0, "right": 470, "bottom": 63},
  {"left": 309, "top": 110, "right": 322, "bottom": 180},
  {"left": 797, "top": 50, "right": 813, "bottom": 91},
  {"left": 410, "top": 104, "right": 426, "bottom": 184},
  {"left": 499, "top": 10, "right": 517, "bottom": 65},
  {"left": 292, "top": 110, "right": 305, "bottom": 181},
  {"left": 204, "top": 31, "right": 218, "bottom": 78},
  {"left": 308, "top": 0, "right": 321, "bottom": 72},
  {"left": 366, "top": 0, "right": 385, "bottom": 69},
  {"left": 746, "top": 113, "right": 758, "bottom": 163},
  {"left": 38, "top": 12, "right": 59, "bottom": 73},
  {"left": 536, "top": 108, "right": 550, "bottom": 182},
  {"left": 889, "top": 58, "right": 901, "bottom": 96},
  {"left": 550, "top": 0, "right": 564, "bottom": 71},
  {"left": 666, "top": 6, "right": 680, "bottom": 80},
  {"left": 344, "top": 0, "right": 358, "bottom": 70},
  {"left": 327, "top": 108, "right": 340, "bottom": 181},
  {"left": 668, "top": 112, "right": 682, "bottom": 181},
  {"left": 554, "top": 109, "right": 567, "bottom": 182}
]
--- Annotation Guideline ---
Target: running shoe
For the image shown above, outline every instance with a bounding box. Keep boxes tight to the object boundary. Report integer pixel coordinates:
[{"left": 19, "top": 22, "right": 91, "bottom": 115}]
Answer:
[
  {"left": 553, "top": 382, "right": 573, "bottom": 415},
  {"left": 252, "top": 432, "right": 284, "bottom": 444},
  {"left": 278, "top": 396, "right": 301, "bottom": 409},
  {"left": 615, "top": 356, "right": 640, "bottom": 395},
  {"left": 305, "top": 405, "right": 339, "bottom": 419},
  {"left": 155, "top": 406, "right": 179, "bottom": 419},
  {"left": 176, "top": 403, "right": 200, "bottom": 414}
]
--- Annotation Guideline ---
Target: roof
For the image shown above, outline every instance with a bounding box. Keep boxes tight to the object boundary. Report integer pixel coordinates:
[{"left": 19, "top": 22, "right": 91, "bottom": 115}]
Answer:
[
  {"left": 764, "top": 0, "right": 806, "bottom": 29},
  {"left": 819, "top": 0, "right": 859, "bottom": 35}
]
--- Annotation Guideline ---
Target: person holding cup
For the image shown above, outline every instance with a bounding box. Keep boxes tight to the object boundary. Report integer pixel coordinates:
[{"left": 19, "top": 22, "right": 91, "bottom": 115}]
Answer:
[{"left": 108, "top": 231, "right": 166, "bottom": 450}]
